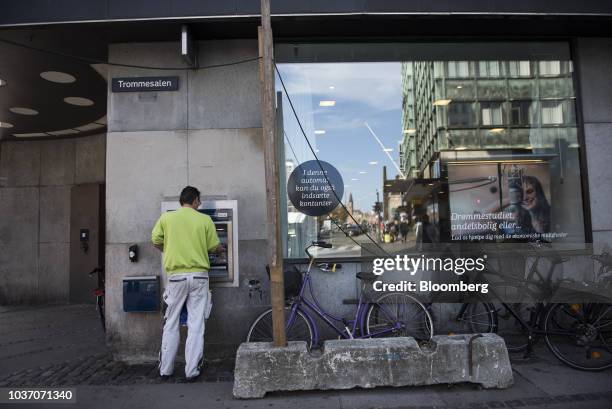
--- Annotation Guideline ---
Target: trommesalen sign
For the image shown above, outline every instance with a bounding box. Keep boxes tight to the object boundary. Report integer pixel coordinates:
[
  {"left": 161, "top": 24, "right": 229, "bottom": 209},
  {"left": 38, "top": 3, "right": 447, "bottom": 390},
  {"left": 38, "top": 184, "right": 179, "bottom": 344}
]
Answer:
[{"left": 111, "top": 76, "right": 179, "bottom": 92}]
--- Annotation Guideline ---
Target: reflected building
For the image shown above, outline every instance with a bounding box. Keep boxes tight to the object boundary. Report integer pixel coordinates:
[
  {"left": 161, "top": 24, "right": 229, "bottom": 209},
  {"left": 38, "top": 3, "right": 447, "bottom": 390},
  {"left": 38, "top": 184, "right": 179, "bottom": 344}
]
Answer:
[{"left": 401, "top": 60, "right": 577, "bottom": 178}]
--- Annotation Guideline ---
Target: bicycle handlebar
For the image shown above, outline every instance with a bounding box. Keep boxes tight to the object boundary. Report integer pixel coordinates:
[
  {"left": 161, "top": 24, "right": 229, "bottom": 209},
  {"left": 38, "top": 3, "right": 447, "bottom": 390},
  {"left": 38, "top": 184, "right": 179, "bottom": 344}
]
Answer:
[
  {"left": 88, "top": 267, "right": 103, "bottom": 276},
  {"left": 304, "top": 241, "right": 333, "bottom": 259}
]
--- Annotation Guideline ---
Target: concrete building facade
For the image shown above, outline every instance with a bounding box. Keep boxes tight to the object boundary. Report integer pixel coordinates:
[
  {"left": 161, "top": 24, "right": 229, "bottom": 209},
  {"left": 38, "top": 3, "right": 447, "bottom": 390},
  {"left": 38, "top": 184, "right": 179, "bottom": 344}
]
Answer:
[{"left": 1, "top": 1, "right": 612, "bottom": 362}]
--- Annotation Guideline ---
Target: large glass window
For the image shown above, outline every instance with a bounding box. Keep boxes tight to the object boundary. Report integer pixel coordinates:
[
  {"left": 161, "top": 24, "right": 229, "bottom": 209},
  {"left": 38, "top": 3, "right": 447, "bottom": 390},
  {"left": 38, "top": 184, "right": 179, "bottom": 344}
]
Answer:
[
  {"left": 480, "top": 101, "right": 505, "bottom": 126},
  {"left": 510, "top": 100, "right": 537, "bottom": 126},
  {"left": 448, "top": 102, "right": 477, "bottom": 127},
  {"left": 508, "top": 61, "right": 532, "bottom": 77},
  {"left": 276, "top": 42, "right": 586, "bottom": 259}
]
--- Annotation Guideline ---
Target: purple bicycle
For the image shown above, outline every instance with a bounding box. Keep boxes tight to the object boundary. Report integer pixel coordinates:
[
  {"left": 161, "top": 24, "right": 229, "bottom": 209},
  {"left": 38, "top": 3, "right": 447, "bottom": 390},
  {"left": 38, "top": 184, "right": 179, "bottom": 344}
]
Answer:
[{"left": 246, "top": 241, "right": 433, "bottom": 348}]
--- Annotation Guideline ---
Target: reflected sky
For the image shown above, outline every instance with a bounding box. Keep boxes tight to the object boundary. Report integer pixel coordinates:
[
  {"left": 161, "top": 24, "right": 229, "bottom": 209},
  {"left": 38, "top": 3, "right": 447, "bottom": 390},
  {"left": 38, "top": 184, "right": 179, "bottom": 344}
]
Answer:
[{"left": 277, "top": 62, "right": 403, "bottom": 212}]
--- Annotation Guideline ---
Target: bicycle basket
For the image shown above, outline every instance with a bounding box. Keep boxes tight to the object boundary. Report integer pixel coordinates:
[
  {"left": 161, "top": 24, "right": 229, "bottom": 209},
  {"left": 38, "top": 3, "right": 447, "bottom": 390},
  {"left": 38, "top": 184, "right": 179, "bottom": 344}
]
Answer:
[{"left": 265, "top": 264, "right": 303, "bottom": 299}]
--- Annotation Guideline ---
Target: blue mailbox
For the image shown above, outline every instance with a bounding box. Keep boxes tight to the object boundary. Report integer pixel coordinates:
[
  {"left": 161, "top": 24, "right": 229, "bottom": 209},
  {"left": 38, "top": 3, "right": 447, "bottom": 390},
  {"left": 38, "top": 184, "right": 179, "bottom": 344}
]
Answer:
[{"left": 123, "top": 275, "right": 160, "bottom": 312}]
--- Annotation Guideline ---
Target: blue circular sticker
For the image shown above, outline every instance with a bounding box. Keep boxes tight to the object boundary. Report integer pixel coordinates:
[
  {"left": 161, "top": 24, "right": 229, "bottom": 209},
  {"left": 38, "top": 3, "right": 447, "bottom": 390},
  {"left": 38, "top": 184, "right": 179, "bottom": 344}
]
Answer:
[{"left": 287, "top": 160, "right": 344, "bottom": 217}]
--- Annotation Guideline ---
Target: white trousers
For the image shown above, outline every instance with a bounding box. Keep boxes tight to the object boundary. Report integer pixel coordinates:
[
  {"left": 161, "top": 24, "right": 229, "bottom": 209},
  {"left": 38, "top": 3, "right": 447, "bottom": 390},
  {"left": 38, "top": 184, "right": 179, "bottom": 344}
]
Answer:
[{"left": 159, "top": 272, "right": 209, "bottom": 378}]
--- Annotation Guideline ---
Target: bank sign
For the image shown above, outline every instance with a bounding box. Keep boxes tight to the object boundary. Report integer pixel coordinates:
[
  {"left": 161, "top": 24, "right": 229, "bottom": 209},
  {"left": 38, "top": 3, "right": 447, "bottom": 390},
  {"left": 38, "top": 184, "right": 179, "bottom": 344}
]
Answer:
[{"left": 111, "top": 76, "right": 179, "bottom": 92}]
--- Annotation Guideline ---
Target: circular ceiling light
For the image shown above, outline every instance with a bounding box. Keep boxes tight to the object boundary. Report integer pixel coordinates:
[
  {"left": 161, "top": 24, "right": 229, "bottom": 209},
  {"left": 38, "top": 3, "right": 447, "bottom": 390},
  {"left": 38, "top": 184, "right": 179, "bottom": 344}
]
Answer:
[
  {"left": 75, "top": 123, "right": 105, "bottom": 131},
  {"left": 0, "top": 78, "right": 6, "bottom": 87},
  {"left": 40, "top": 71, "right": 76, "bottom": 84},
  {"left": 64, "top": 97, "right": 94, "bottom": 107},
  {"left": 13, "top": 132, "right": 48, "bottom": 138},
  {"left": 0, "top": 121, "right": 14, "bottom": 128},
  {"left": 9, "top": 107, "right": 39, "bottom": 115},
  {"left": 48, "top": 129, "right": 79, "bottom": 136}
]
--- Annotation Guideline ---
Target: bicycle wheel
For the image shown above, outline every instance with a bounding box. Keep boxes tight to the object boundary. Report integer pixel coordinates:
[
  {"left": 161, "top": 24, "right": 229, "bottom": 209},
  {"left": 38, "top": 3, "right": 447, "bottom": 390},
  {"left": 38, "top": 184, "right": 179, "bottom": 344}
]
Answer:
[
  {"left": 544, "top": 303, "right": 612, "bottom": 371},
  {"left": 246, "top": 306, "right": 314, "bottom": 349},
  {"left": 457, "top": 301, "right": 497, "bottom": 334},
  {"left": 365, "top": 293, "right": 433, "bottom": 340},
  {"left": 494, "top": 303, "right": 539, "bottom": 352}
]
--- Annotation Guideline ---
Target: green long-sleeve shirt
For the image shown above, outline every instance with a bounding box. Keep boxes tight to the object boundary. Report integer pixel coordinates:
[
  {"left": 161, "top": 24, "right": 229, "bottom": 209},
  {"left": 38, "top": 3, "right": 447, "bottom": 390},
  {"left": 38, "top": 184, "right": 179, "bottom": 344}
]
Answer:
[{"left": 151, "top": 207, "right": 220, "bottom": 274}]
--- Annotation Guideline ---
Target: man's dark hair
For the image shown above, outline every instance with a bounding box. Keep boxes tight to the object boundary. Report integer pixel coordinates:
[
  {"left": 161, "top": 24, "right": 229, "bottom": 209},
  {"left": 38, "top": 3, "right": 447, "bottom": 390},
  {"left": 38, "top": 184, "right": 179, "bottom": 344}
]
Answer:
[{"left": 179, "top": 186, "right": 200, "bottom": 205}]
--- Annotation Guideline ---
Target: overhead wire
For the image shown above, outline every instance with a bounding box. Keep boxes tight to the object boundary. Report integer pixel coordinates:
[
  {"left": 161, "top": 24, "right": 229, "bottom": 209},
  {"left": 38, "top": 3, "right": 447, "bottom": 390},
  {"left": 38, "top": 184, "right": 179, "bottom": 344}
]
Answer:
[{"left": 274, "top": 63, "right": 391, "bottom": 257}]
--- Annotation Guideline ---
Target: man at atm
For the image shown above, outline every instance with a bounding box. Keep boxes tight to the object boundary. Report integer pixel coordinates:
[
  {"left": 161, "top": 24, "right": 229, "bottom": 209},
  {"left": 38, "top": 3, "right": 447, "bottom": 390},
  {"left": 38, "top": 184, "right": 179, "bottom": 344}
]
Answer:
[{"left": 151, "top": 186, "right": 220, "bottom": 381}]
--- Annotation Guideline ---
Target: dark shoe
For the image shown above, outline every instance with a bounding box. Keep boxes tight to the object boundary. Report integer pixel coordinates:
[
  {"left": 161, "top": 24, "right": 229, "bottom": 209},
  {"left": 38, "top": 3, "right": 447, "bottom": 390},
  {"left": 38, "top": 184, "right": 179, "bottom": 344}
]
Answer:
[
  {"left": 185, "top": 373, "right": 201, "bottom": 383},
  {"left": 159, "top": 374, "right": 172, "bottom": 381}
]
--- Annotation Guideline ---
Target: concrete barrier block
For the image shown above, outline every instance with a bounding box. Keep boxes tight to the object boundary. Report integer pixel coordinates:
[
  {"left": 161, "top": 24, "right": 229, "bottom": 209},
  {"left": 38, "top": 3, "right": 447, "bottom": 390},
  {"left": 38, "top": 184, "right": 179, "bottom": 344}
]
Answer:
[{"left": 233, "top": 334, "right": 513, "bottom": 399}]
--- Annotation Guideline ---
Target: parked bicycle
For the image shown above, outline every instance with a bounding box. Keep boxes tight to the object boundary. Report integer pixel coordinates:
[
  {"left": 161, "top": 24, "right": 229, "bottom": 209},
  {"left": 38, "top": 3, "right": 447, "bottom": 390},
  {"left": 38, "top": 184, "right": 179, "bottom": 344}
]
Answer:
[
  {"left": 246, "top": 241, "right": 433, "bottom": 348},
  {"left": 89, "top": 266, "right": 105, "bottom": 332},
  {"left": 451, "top": 242, "right": 612, "bottom": 371}
]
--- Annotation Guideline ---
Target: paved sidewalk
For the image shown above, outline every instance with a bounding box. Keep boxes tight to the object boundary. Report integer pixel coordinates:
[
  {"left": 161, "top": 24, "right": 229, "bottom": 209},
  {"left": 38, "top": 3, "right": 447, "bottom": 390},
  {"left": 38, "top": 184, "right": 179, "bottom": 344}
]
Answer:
[{"left": 1, "top": 305, "right": 611, "bottom": 409}]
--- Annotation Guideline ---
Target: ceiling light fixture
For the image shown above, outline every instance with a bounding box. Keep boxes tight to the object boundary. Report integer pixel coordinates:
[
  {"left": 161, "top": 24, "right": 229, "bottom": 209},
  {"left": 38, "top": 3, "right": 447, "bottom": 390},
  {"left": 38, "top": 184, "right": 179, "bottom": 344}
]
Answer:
[
  {"left": 0, "top": 121, "right": 14, "bottom": 128},
  {"left": 13, "top": 132, "right": 48, "bottom": 138},
  {"left": 489, "top": 128, "right": 505, "bottom": 133},
  {"left": 9, "top": 107, "right": 38, "bottom": 115},
  {"left": 319, "top": 100, "right": 336, "bottom": 107},
  {"left": 403, "top": 129, "right": 416, "bottom": 134},
  {"left": 359, "top": 171, "right": 366, "bottom": 174},
  {"left": 383, "top": 148, "right": 393, "bottom": 152},
  {"left": 0, "top": 78, "right": 6, "bottom": 87},
  {"left": 48, "top": 129, "right": 80, "bottom": 136},
  {"left": 368, "top": 161, "right": 378, "bottom": 165},
  {"left": 328, "top": 86, "right": 335, "bottom": 90},
  {"left": 433, "top": 99, "right": 452, "bottom": 106},
  {"left": 40, "top": 71, "right": 76, "bottom": 84},
  {"left": 75, "top": 123, "right": 105, "bottom": 131},
  {"left": 351, "top": 178, "right": 359, "bottom": 181},
  {"left": 314, "top": 130, "right": 326, "bottom": 135},
  {"left": 64, "top": 97, "right": 94, "bottom": 106}
]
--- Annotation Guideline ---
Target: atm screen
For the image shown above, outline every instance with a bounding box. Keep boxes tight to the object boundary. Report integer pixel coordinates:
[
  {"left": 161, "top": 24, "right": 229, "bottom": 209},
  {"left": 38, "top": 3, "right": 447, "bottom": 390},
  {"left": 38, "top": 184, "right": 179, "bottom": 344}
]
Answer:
[{"left": 209, "top": 223, "right": 229, "bottom": 279}]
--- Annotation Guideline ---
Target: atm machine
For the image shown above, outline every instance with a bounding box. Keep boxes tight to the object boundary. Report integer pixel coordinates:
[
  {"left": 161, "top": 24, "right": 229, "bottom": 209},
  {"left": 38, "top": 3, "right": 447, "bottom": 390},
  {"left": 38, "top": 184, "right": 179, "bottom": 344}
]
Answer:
[{"left": 161, "top": 199, "right": 239, "bottom": 287}]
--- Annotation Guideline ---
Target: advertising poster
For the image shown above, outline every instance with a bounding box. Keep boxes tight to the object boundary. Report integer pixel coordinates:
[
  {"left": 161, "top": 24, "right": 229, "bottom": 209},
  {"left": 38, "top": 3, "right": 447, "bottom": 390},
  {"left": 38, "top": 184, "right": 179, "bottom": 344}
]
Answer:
[{"left": 449, "top": 161, "right": 553, "bottom": 241}]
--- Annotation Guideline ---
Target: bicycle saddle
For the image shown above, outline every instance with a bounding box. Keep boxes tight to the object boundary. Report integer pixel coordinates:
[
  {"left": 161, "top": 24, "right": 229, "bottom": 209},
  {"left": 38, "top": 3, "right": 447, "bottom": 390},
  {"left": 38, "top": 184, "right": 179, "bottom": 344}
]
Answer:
[{"left": 356, "top": 272, "right": 378, "bottom": 282}]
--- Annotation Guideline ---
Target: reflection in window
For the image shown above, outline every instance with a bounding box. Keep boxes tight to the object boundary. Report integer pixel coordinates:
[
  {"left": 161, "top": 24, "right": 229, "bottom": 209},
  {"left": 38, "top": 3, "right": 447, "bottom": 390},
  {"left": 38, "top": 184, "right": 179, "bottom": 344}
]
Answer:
[
  {"left": 511, "top": 100, "right": 536, "bottom": 126},
  {"left": 539, "top": 61, "right": 561, "bottom": 76},
  {"left": 541, "top": 100, "right": 563, "bottom": 124},
  {"left": 276, "top": 43, "right": 585, "bottom": 259},
  {"left": 509, "top": 61, "right": 531, "bottom": 77},
  {"left": 448, "top": 102, "right": 477, "bottom": 127},
  {"left": 447, "top": 61, "right": 470, "bottom": 78},
  {"left": 478, "top": 61, "right": 502, "bottom": 77},
  {"left": 481, "top": 102, "right": 505, "bottom": 126}
]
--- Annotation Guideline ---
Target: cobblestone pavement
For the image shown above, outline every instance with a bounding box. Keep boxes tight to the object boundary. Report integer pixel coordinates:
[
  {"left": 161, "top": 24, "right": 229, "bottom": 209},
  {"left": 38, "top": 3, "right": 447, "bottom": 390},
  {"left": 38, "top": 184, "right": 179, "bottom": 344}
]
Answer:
[
  {"left": 0, "top": 353, "right": 234, "bottom": 387},
  {"left": 0, "top": 354, "right": 234, "bottom": 387},
  {"left": 1, "top": 304, "right": 612, "bottom": 409},
  {"left": 0, "top": 304, "right": 234, "bottom": 387},
  {"left": 0, "top": 304, "right": 109, "bottom": 378}
]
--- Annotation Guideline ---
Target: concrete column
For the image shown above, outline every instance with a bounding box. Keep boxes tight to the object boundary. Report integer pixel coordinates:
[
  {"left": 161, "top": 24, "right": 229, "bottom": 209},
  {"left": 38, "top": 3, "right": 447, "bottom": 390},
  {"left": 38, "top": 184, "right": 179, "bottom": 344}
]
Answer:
[
  {"left": 576, "top": 38, "right": 612, "bottom": 251},
  {"left": 0, "top": 133, "right": 105, "bottom": 304},
  {"left": 105, "top": 40, "right": 272, "bottom": 360}
]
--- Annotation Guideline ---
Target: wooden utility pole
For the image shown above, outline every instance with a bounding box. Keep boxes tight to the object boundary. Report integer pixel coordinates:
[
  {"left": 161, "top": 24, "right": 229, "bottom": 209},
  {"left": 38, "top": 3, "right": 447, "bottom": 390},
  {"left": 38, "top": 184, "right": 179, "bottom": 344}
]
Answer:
[{"left": 259, "top": 0, "right": 286, "bottom": 347}]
